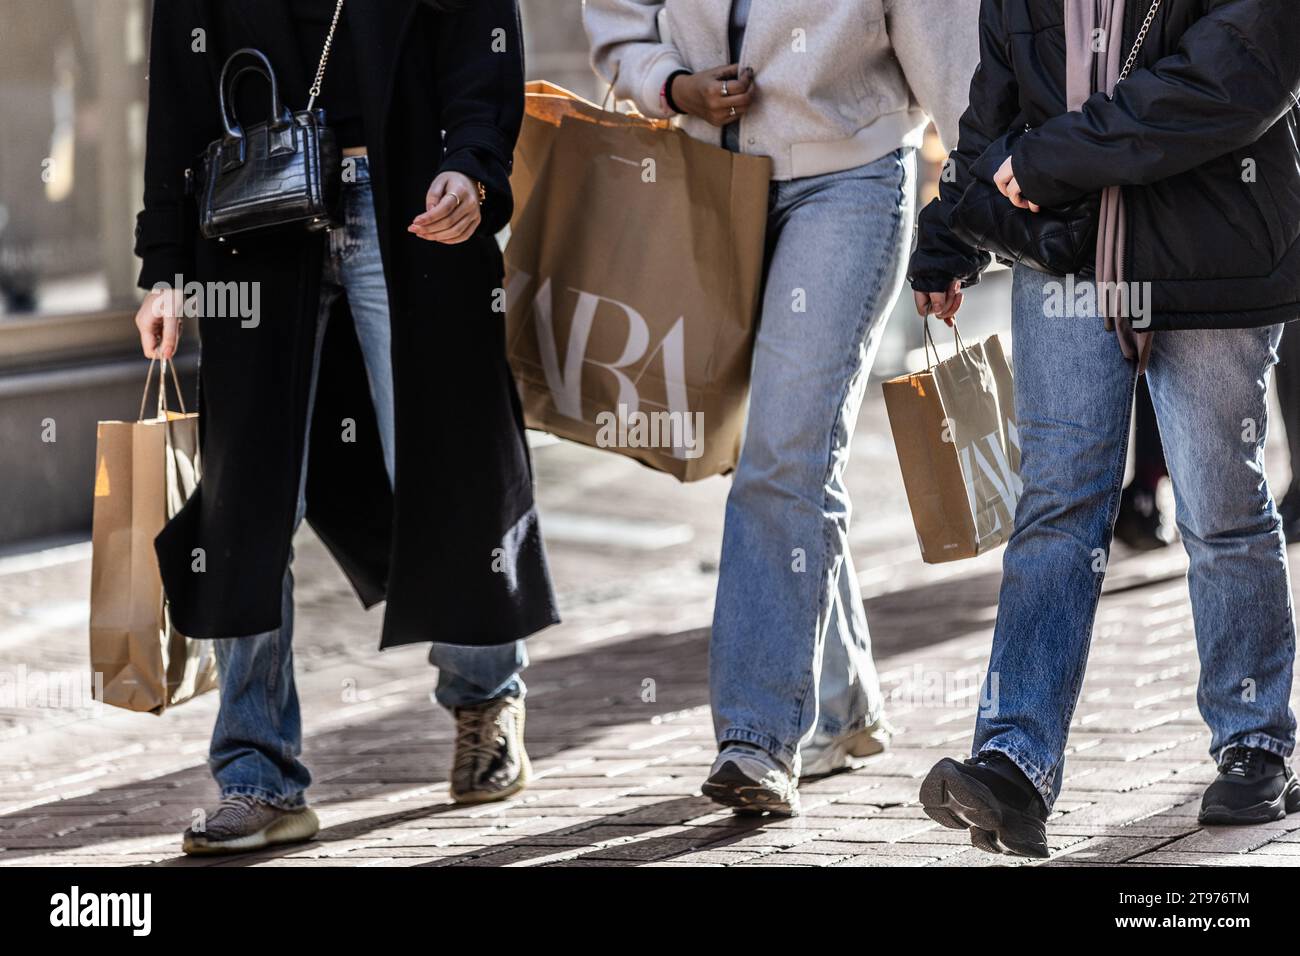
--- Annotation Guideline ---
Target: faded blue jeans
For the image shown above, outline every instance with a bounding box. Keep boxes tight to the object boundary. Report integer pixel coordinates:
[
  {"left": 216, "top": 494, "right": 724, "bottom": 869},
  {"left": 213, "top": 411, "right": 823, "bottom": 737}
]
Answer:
[
  {"left": 711, "top": 150, "right": 915, "bottom": 774},
  {"left": 975, "top": 265, "right": 1297, "bottom": 811},
  {"left": 209, "top": 158, "right": 527, "bottom": 808}
]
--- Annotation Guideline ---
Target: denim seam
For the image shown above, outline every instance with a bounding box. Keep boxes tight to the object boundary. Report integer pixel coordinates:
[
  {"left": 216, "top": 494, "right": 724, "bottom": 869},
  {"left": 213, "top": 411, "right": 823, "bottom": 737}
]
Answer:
[
  {"left": 1223, "top": 733, "right": 1295, "bottom": 760},
  {"left": 975, "top": 743, "right": 1056, "bottom": 810},
  {"left": 815, "top": 712, "right": 872, "bottom": 741},
  {"left": 721, "top": 727, "right": 797, "bottom": 774},
  {"left": 219, "top": 783, "right": 306, "bottom": 811}
]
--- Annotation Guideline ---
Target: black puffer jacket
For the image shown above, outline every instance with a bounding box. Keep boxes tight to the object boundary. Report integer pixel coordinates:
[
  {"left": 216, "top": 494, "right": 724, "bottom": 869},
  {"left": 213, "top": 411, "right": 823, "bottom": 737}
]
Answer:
[{"left": 910, "top": 0, "right": 1300, "bottom": 330}]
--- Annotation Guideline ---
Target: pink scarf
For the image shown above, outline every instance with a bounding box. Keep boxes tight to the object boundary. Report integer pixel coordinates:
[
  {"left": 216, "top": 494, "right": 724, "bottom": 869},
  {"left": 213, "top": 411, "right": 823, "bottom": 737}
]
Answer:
[{"left": 1066, "top": 0, "right": 1152, "bottom": 371}]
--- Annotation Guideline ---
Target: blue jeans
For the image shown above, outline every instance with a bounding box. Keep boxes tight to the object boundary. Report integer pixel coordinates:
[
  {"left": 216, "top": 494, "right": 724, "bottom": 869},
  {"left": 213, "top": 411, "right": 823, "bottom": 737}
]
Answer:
[
  {"left": 209, "top": 158, "right": 527, "bottom": 809},
  {"left": 975, "top": 265, "right": 1298, "bottom": 811},
  {"left": 711, "top": 151, "right": 915, "bottom": 774}
]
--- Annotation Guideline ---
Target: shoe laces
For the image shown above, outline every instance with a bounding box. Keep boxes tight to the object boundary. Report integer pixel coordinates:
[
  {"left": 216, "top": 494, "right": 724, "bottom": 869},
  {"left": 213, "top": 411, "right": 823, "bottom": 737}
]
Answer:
[
  {"left": 209, "top": 793, "right": 263, "bottom": 828},
  {"left": 454, "top": 699, "right": 512, "bottom": 774},
  {"left": 1219, "top": 746, "right": 1259, "bottom": 777}
]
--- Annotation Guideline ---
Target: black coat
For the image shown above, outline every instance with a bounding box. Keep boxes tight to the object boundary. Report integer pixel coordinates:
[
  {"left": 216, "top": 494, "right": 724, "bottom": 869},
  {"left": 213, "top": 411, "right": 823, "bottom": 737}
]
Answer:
[
  {"left": 910, "top": 0, "right": 1300, "bottom": 330},
  {"left": 133, "top": 0, "right": 559, "bottom": 646}
]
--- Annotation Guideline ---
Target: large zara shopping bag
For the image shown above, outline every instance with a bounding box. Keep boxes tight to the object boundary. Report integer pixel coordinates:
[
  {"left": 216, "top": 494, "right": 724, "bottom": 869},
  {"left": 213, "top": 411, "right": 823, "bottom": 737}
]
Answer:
[
  {"left": 504, "top": 84, "right": 771, "bottom": 481},
  {"left": 89, "top": 359, "right": 215, "bottom": 713},
  {"left": 882, "top": 321, "right": 1022, "bottom": 563}
]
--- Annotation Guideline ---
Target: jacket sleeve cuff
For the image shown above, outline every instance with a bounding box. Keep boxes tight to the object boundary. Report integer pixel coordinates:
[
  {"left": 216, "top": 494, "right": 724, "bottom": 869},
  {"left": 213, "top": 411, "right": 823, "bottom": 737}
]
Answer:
[
  {"left": 910, "top": 270, "right": 984, "bottom": 294},
  {"left": 134, "top": 206, "right": 196, "bottom": 290},
  {"left": 137, "top": 248, "right": 195, "bottom": 293},
  {"left": 1012, "top": 134, "right": 1089, "bottom": 208},
  {"left": 636, "top": 51, "right": 689, "bottom": 120}
]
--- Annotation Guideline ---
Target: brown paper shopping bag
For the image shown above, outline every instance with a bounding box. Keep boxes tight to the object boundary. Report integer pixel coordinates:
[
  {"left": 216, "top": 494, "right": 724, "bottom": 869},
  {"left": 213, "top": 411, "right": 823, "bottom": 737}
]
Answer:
[
  {"left": 509, "top": 81, "right": 670, "bottom": 227},
  {"left": 505, "top": 84, "right": 771, "bottom": 481},
  {"left": 882, "top": 320, "right": 1021, "bottom": 563},
  {"left": 89, "top": 359, "right": 214, "bottom": 713}
]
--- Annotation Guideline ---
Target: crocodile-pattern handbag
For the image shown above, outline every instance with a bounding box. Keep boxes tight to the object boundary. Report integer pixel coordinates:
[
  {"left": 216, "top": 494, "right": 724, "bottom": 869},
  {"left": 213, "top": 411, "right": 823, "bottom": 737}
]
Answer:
[{"left": 196, "top": 0, "right": 345, "bottom": 240}]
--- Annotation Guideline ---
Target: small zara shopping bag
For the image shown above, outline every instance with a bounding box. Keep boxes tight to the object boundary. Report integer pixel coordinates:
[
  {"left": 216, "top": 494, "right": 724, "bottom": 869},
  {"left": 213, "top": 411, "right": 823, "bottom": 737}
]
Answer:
[
  {"left": 89, "top": 358, "right": 215, "bottom": 713},
  {"left": 882, "top": 319, "right": 1022, "bottom": 563}
]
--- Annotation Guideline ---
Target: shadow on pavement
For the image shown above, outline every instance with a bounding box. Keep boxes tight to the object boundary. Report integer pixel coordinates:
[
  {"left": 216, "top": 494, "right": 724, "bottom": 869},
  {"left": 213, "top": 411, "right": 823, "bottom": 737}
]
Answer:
[{"left": 2, "top": 560, "right": 1019, "bottom": 866}]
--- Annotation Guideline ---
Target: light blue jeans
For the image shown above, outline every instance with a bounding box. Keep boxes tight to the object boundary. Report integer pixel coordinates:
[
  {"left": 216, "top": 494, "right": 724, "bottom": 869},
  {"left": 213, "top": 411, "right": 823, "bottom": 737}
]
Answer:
[
  {"left": 209, "top": 158, "right": 527, "bottom": 808},
  {"left": 711, "top": 150, "right": 916, "bottom": 774},
  {"left": 975, "top": 265, "right": 1298, "bottom": 811}
]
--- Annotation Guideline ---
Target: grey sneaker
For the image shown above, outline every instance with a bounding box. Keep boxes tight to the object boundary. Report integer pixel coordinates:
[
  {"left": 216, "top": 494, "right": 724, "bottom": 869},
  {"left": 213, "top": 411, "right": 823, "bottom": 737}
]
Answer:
[
  {"left": 182, "top": 794, "right": 320, "bottom": 855},
  {"left": 701, "top": 743, "right": 801, "bottom": 816},
  {"left": 800, "top": 715, "right": 895, "bottom": 779},
  {"left": 450, "top": 695, "right": 531, "bottom": 804}
]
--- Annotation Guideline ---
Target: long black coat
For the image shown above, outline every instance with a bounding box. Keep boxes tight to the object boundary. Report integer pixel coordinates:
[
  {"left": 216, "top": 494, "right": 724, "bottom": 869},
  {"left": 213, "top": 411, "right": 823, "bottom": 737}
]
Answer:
[
  {"left": 133, "top": 0, "right": 559, "bottom": 646},
  {"left": 910, "top": 0, "right": 1300, "bottom": 330}
]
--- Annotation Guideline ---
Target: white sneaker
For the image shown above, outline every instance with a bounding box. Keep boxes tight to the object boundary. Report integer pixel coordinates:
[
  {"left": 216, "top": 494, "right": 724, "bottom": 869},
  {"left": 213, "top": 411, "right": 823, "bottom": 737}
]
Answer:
[
  {"left": 701, "top": 743, "right": 801, "bottom": 816},
  {"left": 799, "top": 715, "right": 895, "bottom": 779}
]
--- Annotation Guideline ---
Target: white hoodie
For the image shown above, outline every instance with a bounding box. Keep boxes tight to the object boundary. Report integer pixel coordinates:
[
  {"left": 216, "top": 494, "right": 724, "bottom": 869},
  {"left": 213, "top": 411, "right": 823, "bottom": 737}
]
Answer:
[{"left": 582, "top": 0, "right": 982, "bottom": 180}]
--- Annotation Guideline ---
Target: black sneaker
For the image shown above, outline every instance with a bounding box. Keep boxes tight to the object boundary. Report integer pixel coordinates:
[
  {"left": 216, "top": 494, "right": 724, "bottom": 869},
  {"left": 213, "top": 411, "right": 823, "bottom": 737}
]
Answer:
[
  {"left": 1198, "top": 746, "right": 1300, "bottom": 825},
  {"left": 920, "top": 753, "right": 1049, "bottom": 858}
]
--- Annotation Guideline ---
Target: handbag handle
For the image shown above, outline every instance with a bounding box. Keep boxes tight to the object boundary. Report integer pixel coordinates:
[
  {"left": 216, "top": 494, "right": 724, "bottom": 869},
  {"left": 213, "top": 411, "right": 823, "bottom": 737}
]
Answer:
[
  {"left": 218, "top": 48, "right": 292, "bottom": 141},
  {"left": 307, "top": 0, "right": 347, "bottom": 112}
]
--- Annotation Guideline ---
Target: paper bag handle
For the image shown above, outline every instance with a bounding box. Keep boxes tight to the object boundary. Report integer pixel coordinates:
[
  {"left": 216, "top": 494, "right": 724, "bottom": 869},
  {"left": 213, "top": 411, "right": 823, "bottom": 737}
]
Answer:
[
  {"left": 600, "top": 63, "right": 620, "bottom": 112},
  {"left": 922, "top": 315, "right": 967, "bottom": 370},
  {"left": 139, "top": 356, "right": 189, "bottom": 421}
]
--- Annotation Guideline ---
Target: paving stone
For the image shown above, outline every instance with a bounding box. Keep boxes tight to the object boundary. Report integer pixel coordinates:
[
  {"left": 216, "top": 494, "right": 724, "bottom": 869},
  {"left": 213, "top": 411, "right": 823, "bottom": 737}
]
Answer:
[
  {"left": 1156, "top": 827, "right": 1284, "bottom": 855},
  {"left": 2, "top": 387, "right": 1298, "bottom": 869}
]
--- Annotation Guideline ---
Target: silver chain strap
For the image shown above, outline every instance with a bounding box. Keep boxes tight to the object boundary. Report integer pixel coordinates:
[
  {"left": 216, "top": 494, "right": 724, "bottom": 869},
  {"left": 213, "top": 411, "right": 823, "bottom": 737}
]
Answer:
[
  {"left": 1119, "top": 0, "right": 1163, "bottom": 83},
  {"left": 306, "top": 0, "right": 346, "bottom": 110}
]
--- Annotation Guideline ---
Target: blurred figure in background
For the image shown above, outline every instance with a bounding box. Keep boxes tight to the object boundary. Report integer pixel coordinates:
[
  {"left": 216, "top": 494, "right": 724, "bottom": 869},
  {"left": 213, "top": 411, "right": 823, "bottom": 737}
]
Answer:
[{"left": 1113, "top": 378, "right": 1174, "bottom": 551}]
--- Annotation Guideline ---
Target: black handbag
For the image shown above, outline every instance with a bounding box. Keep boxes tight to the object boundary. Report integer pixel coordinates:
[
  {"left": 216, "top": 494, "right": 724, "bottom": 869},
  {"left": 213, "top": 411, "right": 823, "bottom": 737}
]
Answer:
[
  {"left": 949, "top": 127, "right": 1100, "bottom": 277},
  {"left": 949, "top": 0, "right": 1163, "bottom": 277},
  {"left": 195, "top": 0, "right": 346, "bottom": 241}
]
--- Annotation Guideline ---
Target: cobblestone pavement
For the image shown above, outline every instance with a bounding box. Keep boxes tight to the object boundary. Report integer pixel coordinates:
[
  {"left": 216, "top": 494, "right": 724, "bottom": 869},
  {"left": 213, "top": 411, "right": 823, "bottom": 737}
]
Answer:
[{"left": 2, "top": 388, "right": 1299, "bottom": 868}]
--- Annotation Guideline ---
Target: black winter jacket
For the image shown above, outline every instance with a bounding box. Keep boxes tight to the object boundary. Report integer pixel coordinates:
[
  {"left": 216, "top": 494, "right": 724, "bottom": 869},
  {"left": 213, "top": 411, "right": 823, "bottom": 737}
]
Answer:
[{"left": 910, "top": 0, "right": 1300, "bottom": 330}]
